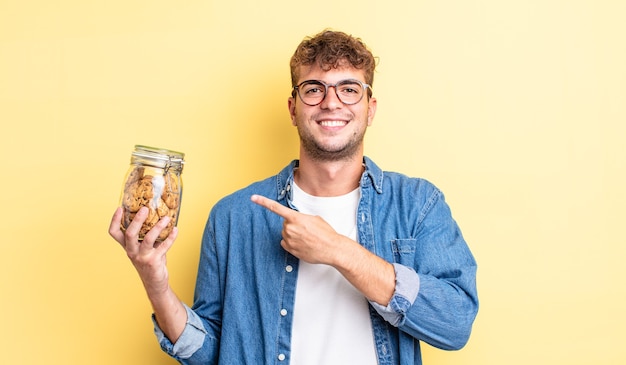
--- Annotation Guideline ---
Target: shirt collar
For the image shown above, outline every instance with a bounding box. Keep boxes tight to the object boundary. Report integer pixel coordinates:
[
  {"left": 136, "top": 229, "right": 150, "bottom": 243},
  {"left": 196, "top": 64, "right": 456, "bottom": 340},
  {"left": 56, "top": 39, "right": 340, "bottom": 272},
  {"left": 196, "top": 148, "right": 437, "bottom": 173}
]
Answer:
[{"left": 275, "top": 156, "right": 383, "bottom": 204}]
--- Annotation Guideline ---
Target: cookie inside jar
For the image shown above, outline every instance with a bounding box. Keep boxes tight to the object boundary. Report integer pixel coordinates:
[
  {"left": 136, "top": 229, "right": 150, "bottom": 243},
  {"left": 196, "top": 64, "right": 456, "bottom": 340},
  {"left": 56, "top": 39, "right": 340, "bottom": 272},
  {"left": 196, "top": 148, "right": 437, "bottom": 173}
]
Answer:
[{"left": 120, "top": 145, "right": 184, "bottom": 242}]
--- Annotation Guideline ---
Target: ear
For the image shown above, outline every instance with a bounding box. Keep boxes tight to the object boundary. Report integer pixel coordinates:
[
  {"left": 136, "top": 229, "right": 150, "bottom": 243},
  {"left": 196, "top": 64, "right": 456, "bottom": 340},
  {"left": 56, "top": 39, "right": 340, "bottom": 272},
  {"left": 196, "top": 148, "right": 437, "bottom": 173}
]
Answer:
[
  {"left": 367, "top": 97, "right": 377, "bottom": 126},
  {"left": 288, "top": 97, "right": 297, "bottom": 126}
]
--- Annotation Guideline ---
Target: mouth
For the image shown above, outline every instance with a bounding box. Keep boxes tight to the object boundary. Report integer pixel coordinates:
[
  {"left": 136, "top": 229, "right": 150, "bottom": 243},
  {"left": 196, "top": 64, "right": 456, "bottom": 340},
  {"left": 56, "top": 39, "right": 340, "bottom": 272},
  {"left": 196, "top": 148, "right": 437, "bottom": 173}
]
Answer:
[{"left": 318, "top": 120, "right": 348, "bottom": 127}]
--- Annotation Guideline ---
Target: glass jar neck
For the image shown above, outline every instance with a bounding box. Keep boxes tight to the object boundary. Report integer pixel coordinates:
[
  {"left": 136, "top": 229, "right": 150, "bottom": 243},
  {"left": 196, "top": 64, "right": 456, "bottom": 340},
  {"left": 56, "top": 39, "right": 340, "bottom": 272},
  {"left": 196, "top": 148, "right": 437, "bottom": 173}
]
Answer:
[{"left": 130, "top": 145, "right": 185, "bottom": 173}]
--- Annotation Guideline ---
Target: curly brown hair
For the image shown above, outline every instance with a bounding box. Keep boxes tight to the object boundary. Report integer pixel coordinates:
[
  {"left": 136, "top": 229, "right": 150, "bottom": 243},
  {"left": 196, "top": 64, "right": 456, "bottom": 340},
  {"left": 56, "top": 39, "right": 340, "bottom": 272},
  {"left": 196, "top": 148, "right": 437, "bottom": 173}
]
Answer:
[{"left": 290, "top": 29, "right": 376, "bottom": 89}]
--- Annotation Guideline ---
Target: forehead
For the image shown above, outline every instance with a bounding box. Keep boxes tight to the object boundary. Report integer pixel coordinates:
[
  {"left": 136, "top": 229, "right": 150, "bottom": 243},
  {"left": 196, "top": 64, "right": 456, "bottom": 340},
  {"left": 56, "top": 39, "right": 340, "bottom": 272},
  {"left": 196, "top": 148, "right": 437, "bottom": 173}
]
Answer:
[{"left": 296, "top": 64, "right": 366, "bottom": 84}]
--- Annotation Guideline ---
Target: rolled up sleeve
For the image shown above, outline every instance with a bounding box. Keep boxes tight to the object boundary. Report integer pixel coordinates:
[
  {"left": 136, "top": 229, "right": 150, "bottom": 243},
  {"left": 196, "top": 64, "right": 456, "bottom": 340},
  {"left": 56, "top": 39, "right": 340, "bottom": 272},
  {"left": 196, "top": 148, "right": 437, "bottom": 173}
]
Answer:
[
  {"left": 369, "top": 263, "right": 420, "bottom": 326},
  {"left": 152, "top": 304, "right": 207, "bottom": 359}
]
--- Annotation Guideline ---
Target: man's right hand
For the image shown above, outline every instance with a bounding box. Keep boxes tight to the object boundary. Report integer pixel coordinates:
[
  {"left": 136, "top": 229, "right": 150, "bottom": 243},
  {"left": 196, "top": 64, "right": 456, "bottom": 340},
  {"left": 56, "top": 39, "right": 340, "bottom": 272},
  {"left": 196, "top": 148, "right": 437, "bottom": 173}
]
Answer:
[
  {"left": 108, "top": 206, "right": 177, "bottom": 296},
  {"left": 108, "top": 206, "right": 187, "bottom": 343}
]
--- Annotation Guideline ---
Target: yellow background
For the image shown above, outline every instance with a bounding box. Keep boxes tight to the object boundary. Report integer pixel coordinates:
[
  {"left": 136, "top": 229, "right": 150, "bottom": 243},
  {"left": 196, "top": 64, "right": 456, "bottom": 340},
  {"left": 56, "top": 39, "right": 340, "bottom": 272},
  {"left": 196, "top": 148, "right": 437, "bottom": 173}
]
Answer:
[{"left": 1, "top": 1, "right": 624, "bottom": 364}]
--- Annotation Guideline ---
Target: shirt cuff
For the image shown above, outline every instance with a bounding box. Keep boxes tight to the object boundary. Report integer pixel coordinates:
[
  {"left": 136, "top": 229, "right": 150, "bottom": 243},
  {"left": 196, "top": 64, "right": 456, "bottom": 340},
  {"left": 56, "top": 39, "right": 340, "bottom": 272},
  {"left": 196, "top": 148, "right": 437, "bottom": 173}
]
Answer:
[
  {"left": 369, "top": 263, "right": 420, "bottom": 326},
  {"left": 152, "top": 304, "right": 207, "bottom": 359}
]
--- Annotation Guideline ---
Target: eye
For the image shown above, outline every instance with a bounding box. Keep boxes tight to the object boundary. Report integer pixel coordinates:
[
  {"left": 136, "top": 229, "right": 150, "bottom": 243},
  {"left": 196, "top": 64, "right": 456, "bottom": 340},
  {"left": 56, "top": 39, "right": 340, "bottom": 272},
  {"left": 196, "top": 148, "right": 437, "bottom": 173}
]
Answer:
[
  {"left": 300, "top": 81, "right": 325, "bottom": 95},
  {"left": 337, "top": 82, "right": 362, "bottom": 95},
  {"left": 303, "top": 86, "right": 324, "bottom": 95},
  {"left": 340, "top": 86, "right": 358, "bottom": 94}
]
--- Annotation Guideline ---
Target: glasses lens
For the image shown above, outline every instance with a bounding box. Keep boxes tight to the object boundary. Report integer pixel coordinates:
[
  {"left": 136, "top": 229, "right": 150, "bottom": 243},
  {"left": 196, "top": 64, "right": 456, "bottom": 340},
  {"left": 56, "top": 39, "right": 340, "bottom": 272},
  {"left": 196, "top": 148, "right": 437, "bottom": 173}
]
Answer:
[
  {"left": 298, "top": 81, "right": 326, "bottom": 105},
  {"left": 336, "top": 80, "right": 364, "bottom": 105}
]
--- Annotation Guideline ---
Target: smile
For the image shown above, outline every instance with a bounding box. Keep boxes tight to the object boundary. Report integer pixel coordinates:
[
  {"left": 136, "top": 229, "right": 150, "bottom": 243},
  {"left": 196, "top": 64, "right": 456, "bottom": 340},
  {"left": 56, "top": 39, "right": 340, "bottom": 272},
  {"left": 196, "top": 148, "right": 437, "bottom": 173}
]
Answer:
[{"left": 318, "top": 120, "right": 348, "bottom": 127}]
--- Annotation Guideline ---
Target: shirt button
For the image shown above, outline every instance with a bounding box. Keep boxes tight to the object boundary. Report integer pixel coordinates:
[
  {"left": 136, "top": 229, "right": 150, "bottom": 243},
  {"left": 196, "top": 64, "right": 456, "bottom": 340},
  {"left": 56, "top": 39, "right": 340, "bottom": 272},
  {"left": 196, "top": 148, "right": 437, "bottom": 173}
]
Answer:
[
  {"left": 278, "top": 353, "right": 286, "bottom": 361},
  {"left": 285, "top": 265, "right": 293, "bottom": 272},
  {"left": 280, "top": 309, "right": 287, "bottom": 316}
]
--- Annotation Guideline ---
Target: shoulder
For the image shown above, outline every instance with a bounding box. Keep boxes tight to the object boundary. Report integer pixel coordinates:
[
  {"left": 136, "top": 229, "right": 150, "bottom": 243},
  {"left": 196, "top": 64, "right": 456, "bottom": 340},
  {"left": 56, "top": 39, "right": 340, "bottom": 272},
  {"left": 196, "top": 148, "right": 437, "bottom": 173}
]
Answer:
[
  {"left": 363, "top": 156, "right": 441, "bottom": 198},
  {"left": 212, "top": 176, "right": 275, "bottom": 213},
  {"left": 380, "top": 169, "right": 441, "bottom": 196}
]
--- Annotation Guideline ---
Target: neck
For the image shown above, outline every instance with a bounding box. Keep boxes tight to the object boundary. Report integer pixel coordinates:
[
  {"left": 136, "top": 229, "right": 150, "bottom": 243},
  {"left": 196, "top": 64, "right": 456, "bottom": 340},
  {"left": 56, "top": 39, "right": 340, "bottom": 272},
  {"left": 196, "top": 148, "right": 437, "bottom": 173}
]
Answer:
[{"left": 294, "top": 153, "right": 364, "bottom": 197}]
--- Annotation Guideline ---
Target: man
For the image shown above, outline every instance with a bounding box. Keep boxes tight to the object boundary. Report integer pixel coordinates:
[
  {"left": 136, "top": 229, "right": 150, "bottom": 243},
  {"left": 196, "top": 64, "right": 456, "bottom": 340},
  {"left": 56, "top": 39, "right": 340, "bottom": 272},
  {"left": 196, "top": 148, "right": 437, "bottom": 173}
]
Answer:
[{"left": 109, "top": 29, "right": 478, "bottom": 365}]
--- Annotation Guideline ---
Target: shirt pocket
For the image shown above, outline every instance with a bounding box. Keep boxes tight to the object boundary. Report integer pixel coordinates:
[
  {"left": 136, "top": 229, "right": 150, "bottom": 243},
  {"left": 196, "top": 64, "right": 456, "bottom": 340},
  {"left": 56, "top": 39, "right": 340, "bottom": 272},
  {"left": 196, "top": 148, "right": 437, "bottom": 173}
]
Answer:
[{"left": 390, "top": 238, "right": 417, "bottom": 266}]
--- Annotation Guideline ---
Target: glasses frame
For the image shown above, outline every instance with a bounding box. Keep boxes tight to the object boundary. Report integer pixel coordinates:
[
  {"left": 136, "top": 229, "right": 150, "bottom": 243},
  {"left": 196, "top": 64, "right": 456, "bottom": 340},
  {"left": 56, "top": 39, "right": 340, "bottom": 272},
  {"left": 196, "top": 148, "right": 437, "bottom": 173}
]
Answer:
[{"left": 292, "top": 79, "right": 372, "bottom": 106}]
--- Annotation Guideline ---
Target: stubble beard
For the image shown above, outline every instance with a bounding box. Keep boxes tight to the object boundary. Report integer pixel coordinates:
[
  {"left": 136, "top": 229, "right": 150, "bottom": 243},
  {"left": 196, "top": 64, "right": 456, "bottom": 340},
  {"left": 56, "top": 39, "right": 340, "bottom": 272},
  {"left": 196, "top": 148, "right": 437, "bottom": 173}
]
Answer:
[{"left": 297, "top": 124, "right": 366, "bottom": 162}]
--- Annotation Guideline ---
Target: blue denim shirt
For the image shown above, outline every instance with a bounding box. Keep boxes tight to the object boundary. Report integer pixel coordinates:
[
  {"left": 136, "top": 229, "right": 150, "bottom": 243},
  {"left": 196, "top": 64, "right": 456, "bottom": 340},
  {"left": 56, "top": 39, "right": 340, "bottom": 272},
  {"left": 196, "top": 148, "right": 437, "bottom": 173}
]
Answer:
[{"left": 154, "top": 157, "right": 478, "bottom": 364}]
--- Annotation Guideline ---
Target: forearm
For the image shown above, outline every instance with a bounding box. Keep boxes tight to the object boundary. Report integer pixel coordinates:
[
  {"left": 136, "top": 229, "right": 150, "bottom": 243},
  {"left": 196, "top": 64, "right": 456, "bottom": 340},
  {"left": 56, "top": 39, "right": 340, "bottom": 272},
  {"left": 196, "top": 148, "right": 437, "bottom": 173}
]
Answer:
[
  {"left": 147, "top": 285, "right": 188, "bottom": 344},
  {"left": 333, "top": 236, "right": 395, "bottom": 306}
]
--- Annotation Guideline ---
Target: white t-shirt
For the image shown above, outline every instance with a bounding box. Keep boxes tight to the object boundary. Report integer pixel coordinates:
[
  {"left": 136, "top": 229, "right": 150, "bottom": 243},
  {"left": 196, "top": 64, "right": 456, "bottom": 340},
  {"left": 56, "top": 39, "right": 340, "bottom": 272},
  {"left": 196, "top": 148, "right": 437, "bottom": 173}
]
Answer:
[{"left": 289, "top": 182, "right": 377, "bottom": 365}]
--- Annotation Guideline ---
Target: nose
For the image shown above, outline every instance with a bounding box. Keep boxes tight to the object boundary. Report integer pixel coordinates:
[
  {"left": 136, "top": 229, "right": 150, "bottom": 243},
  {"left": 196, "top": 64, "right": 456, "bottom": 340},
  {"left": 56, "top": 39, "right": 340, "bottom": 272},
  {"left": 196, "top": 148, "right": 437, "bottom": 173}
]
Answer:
[{"left": 320, "top": 85, "right": 342, "bottom": 109}]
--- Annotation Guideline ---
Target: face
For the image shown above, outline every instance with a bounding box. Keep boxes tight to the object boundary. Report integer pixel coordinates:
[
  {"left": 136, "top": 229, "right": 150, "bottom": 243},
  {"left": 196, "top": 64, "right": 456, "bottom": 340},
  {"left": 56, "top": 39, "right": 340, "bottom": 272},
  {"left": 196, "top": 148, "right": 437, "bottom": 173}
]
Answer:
[{"left": 288, "top": 64, "right": 377, "bottom": 162}]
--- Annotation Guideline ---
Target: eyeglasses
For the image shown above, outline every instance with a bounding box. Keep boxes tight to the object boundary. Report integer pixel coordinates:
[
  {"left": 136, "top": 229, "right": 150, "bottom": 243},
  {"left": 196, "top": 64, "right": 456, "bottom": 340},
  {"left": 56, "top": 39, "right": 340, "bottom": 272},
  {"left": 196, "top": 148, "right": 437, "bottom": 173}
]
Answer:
[{"left": 292, "top": 79, "right": 372, "bottom": 106}]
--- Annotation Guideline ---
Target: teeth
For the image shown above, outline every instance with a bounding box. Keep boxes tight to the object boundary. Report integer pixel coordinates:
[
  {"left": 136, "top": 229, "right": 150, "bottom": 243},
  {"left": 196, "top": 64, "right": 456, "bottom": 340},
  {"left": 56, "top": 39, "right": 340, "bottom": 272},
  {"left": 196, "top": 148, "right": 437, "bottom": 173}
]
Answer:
[{"left": 319, "top": 121, "right": 346, "bottom": 127}]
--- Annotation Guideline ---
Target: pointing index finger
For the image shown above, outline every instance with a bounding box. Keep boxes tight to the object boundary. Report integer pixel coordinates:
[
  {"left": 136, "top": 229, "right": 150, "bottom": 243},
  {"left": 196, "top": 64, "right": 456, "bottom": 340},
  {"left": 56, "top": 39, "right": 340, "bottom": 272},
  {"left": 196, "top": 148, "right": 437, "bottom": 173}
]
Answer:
[{"left": 251, "top": 194, "right": 295, "bottom": 219}]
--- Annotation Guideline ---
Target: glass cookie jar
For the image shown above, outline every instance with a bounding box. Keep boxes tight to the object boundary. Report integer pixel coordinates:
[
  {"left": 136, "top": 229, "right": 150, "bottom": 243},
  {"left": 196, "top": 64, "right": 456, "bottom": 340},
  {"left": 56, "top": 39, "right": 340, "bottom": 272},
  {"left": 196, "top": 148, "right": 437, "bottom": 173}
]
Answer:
[{"left": 119, "top": 145, "right": 185, "bottom": 242}]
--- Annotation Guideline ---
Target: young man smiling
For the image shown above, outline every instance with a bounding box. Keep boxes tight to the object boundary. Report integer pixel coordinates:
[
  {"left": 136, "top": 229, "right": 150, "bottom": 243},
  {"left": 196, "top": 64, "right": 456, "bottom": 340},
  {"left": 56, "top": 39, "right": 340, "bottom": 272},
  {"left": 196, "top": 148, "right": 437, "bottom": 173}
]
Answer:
[{"left": 109, "top": 29, "right": 478, "bottom": 365}]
